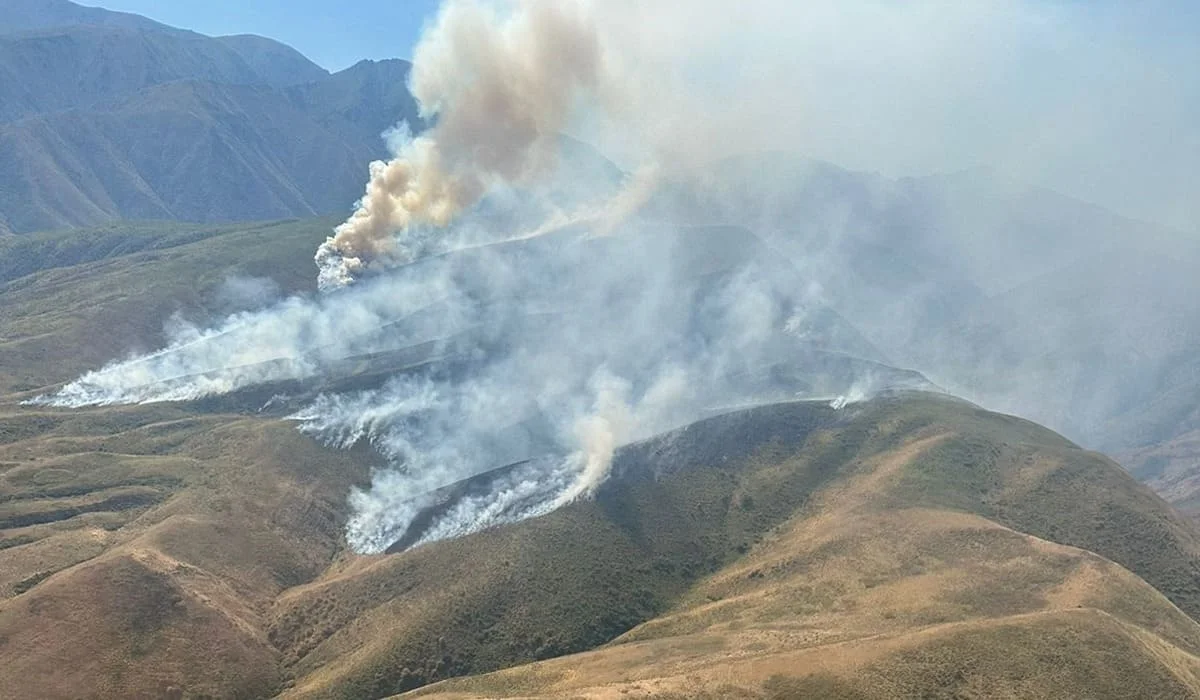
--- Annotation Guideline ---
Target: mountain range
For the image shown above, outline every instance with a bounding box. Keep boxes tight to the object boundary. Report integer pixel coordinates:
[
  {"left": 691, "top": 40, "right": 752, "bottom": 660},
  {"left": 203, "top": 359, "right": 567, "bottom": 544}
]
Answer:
[
  {"left": 2, "top": 2, "right": 1200, "bottom": 699},
  {"left": 0, "top": 0, "right": 419, "bottom": 233}
]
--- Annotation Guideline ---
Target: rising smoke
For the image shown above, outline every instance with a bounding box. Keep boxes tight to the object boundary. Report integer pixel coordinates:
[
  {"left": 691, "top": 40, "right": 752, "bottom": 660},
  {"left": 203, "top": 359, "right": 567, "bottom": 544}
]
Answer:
[
  {"left": 44, "top": 208, "right": 911, "bottom": 553},
  {"left": 37, "top": 0, "right": 1197, "bottom": 553},
  {"left": 317, "top": 0, "right": 615, "bottom": 289}
]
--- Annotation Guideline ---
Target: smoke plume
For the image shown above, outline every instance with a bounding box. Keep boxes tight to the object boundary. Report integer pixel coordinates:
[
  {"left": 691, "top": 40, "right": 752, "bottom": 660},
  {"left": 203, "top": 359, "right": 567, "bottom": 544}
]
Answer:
[
  {"left": 317, "top": 0, "right": 614, "bottom": 289},
  {"left": 40, "top": 0, "right": 1194, "bottom": 555}
]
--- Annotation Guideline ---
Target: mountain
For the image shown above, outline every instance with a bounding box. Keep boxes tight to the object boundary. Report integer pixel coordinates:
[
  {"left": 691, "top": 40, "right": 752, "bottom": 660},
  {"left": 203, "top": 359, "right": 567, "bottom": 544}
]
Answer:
[
  {"left": 2, "top": 4, "right": 1199, "bottom": 696},
  {"left": 1126, "top": 429, "right": 1200, "bottom": 516},
  {"left": 958, "top": 242, "right": 1200, "bottom": 447},
  {"left": 0, "top": 0, "right": 178, "bottom": 35},
  {"left": 408, "top": 399, "right": 1200, "bottom": 700},
  {"left": 0, "top": 74, "right": 417, "bottom": 231},
  {"left": 287, "top": 58, "right": 416, "bottom": 136},
  {"left": 3, "top": 215, "right": 1200, "bottom": 698},
  {"left": 0, "top": 25, "right": 263, "bottom": 121},
  {"left": 0, "top": 1, "right": 419, "bottom": 233},
  {"left": 216, "top": 34, "right": 330, "bottom": 87},
  {"left": 984, "top": 242, "right": 1200, "bottom": 519},
  {"left": 648, "top": 152, "right": 1200, "bottom": 520},
  {"left": 0, "top": 58, "right": 419, "bottom": 232}
]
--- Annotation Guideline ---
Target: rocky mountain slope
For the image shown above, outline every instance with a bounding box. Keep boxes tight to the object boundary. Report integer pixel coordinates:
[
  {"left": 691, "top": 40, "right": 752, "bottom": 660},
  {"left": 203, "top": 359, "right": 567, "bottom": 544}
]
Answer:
[{"left": 0, "top": 0, "right": 417, "bottom": 233}]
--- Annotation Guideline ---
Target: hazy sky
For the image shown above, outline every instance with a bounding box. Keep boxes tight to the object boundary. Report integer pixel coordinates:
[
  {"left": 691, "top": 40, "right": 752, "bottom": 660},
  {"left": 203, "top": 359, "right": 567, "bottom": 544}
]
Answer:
[{"left": 86, "top": 0, "right": 440, "bottom": 70}]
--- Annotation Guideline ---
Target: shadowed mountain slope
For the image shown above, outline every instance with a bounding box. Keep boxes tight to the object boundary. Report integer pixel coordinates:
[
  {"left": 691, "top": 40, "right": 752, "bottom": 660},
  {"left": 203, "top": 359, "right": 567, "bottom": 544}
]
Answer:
[{"left": 0, "top": 2, "right": 417, "bottom": 233}]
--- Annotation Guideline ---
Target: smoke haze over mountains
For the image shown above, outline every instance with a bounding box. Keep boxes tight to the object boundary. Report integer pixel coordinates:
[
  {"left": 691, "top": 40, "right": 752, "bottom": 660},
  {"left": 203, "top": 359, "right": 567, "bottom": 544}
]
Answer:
[{"left": 37, "top": 0, "right": 1200, "bottom": 552}]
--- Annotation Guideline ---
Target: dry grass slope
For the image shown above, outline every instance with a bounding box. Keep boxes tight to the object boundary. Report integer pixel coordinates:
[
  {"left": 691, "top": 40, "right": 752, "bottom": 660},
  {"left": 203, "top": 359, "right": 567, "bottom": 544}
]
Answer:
[
  {"left": 0, "top": 401, "right": 376, "bottom": 698},
  {"left": 4, "top": 219, "right": 1200, "bottom": 698},
  {"left": 0, "top": 217, "right": 335, "bottom": 394},
  {"left": 406, "top": 405, "right": 1200, "bottom": 699}
]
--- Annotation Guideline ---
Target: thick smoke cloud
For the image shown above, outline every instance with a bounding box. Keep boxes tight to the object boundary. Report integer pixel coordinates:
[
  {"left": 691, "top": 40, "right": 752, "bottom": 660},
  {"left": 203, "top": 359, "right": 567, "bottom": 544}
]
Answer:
[
  {"left": 36, "top": 0, "right": 1198, "bottom": 552},
  {"left": 42, "top": 201, "right": 916, "bottom": 554},
  {"left": 317, "top": 0, "right": 614, "bottom": 289}
]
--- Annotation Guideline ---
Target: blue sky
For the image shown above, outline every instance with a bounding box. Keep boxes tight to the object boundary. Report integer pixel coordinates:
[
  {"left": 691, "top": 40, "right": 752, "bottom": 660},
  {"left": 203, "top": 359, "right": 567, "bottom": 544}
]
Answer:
[{"left": 87, "top": 0, "right": 442, "bottom": 71}]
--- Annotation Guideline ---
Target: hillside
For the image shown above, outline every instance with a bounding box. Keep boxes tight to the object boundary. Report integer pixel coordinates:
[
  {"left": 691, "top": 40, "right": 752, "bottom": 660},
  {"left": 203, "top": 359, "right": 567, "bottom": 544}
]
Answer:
[
  {"left": 1, "top": 216, "right": 1200, "bottom": 697},
  {"left": 0, "top": 61, "right": 418, "bottom": 232},
  {"left": 6, "top": 385, "right": 1200, "bottom": 697},
  {"left": 0, "top": 0, "right": 1198, "bottom": 696},
  {"left": 0, "top": 75, "right": 410, "bottom": 231},
  {"left": 0, "top": 218, "right": 336, "bottom": 395},
  {"left": 649, "top": 152, "right": 1200, "bottom": 522},
  {"left": 5, "top": 9, "right": 1196, "bottom": 507},
  {"left": 0, "top": 1, "right": 418, "bottom": 233},
  {"left": 409, "top": 400, "right": 1200, "bottom": 700}
]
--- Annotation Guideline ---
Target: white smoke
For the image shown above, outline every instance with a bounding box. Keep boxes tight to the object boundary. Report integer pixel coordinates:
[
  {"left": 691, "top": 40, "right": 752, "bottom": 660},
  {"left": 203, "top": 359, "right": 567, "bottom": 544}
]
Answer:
[
  {"left": 35, "top": 0, "right": 959, "bottom": 554},
  {"left": 37, "top": 267, "right": 466, "bottom": 407},
  {"left": 39, "top": 207, "right": 905, "bottom": 553}
]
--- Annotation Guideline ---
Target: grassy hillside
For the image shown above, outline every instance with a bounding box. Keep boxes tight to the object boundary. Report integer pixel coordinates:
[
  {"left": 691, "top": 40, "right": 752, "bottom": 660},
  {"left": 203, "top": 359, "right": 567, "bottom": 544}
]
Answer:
[
  {"left": 0, "top": 217, "right": 335, "bottom": 395},
  {"left": 0, "top": 403, "right": 376, "bottom": 698},
  {"left": 402, "top": 397, "right": 1200, "bottom": 700},
  {"left": 255, "top": 396, "right": 1200, "bottom": 699},
  {"left": 0, "top": 216, "right": 373, "bottom": 693},
  {"left": 4, "top": 217, "right": 1200, "bottom": 698},
  {"left": 0, "top": 219, "right": 274, "bottom": 284},
  {"left": 9, "top": 384, "right": 1200, "bottom": 698}
]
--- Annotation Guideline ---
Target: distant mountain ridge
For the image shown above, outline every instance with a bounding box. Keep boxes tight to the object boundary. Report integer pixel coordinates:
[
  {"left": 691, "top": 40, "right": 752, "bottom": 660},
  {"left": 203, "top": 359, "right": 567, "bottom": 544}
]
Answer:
[
  {"left": 0, "top": 0, "right": 179, "bottom": 35},
  {"left": 214, "top": 34, "right": 330, "bottom": 87},
  {"left": 0, "top": 0, "right": 418, "bottom": 233}
]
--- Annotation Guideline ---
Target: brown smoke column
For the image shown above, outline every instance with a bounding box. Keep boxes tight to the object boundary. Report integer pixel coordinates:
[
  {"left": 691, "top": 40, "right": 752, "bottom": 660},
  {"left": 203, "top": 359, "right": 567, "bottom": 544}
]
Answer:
[{"left": 317, "top": 0, "right": 611, "bottom": 287}]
